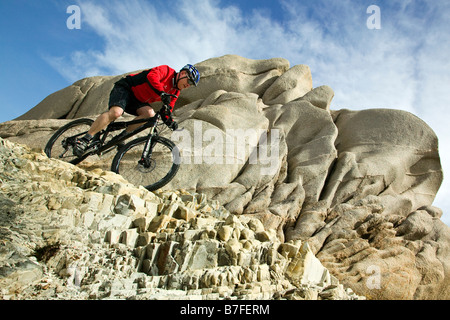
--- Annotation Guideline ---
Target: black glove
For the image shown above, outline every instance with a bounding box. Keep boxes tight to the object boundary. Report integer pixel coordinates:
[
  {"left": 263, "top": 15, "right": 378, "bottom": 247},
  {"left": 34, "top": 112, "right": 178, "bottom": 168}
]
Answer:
[
  {"left": 160, "top": 108, "right": 178, "bottom": 130},
  {"left": 160, "top": 92, "right": 171, "bottom": 105},
  {"left": 160, "top": 105, "right": 171, "bottom": 121}
]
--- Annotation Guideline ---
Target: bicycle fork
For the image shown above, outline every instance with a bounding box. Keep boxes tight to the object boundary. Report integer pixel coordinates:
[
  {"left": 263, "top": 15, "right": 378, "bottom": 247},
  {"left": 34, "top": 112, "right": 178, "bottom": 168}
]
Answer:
[{"left": 138, "top": 128, "right": 157, "bottom": 168}]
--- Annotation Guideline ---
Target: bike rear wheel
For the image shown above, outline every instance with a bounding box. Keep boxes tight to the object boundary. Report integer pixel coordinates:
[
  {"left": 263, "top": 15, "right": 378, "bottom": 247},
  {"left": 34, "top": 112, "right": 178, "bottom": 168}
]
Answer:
[
  {"left": 111, "top": 136, "right": 180, "bottom": 191},
  {"left": 44, "top": 118, "right": 94, "bottom": 165}
]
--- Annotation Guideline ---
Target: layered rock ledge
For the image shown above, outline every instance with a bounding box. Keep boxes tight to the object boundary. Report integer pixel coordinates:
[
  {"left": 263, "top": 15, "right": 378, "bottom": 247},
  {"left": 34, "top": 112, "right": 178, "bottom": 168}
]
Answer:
[{"left": 0, "top": 138, "right": 361, "bottom": 300}]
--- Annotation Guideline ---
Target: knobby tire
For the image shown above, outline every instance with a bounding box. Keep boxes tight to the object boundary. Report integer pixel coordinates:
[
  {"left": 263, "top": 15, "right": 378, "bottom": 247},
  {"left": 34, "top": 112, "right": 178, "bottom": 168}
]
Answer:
[
  {"left": 111, "top": 136, "right": 180, "bottom": 191},
  {"left": 44, "top": 118, "right": 94, "bottom": 165}
]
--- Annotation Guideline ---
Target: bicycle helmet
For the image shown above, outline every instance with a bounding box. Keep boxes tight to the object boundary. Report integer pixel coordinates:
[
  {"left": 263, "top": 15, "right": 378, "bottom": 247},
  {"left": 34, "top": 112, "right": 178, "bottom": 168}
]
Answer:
[{"left": 180, "top": 64, "right": 200, "bottom": 86}]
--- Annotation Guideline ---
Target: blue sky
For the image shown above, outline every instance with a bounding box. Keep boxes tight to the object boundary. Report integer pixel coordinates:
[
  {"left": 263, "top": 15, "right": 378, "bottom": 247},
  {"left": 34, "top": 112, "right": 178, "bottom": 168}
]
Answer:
[{"left": 1, "top": 0, "right": 450, "bottom": 225}]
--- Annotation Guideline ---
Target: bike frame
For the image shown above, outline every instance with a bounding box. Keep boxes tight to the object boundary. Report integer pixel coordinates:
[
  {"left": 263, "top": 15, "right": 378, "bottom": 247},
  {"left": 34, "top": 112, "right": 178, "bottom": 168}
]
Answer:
[{"left": 76, "top": 112, "right": 162, "bottom": 163}]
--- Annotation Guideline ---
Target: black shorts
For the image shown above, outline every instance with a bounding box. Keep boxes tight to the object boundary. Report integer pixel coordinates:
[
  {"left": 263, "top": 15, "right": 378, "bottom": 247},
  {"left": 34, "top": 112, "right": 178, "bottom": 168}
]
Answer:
[{"left": 109, "top": 78, "right": 148, "bottom": 116}]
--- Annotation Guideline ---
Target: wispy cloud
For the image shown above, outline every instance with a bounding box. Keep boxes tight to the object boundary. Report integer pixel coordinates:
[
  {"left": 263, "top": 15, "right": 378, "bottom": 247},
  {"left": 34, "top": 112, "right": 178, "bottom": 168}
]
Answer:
[
  {"left": 47, "top": 0, "right": 450, "bottom": 224},
  {"left": 50, "top": 0, "right": 251, "bottom": 79}
]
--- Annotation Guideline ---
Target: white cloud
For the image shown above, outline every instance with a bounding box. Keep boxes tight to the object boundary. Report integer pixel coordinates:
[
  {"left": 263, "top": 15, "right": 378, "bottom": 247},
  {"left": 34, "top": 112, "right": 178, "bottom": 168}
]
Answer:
[{"left": 48, "top": 0, "right": 450, "bottom": 225}]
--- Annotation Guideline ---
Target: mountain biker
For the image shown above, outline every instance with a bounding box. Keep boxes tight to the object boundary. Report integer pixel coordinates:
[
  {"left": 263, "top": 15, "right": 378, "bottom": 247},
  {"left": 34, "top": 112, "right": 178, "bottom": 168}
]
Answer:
[{"left": 74, "top": 64, "right": 200, "bottom": 157}]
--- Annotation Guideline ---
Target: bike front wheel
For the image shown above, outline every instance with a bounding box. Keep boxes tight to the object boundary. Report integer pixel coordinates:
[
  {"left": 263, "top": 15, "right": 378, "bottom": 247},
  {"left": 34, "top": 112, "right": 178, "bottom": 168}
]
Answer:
[
  {"left": 111, "top": 136, "right": 180, "bottom": 191},
  {"left": 44, "top": 118, "right": 94, "bottom": 165}
]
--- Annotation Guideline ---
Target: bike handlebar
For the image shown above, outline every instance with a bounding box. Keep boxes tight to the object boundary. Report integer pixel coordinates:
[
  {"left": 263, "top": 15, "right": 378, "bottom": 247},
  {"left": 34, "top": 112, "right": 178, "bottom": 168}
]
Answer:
[{"left": 159, "top": 93, "right": 178, "bottom": 113}]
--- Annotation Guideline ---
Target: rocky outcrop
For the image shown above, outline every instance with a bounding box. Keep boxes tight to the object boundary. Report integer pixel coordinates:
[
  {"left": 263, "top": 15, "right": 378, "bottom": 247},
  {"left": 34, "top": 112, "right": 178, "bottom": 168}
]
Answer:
[
  {"left": 0, "top": 138, "right": 361, "bottom": 300},
  {"left": 1, "top": 55, "right": 449, "bottom": 299}
]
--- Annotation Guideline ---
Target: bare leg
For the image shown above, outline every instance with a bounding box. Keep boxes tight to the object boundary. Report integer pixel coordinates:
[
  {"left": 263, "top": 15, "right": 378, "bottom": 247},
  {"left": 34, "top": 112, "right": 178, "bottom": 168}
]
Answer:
[
  {"left": 126, "top": 105, "right": 156, "bottom": 132},
  {"left": 88, "top": 106, "right": 124, "bottom": 136}
]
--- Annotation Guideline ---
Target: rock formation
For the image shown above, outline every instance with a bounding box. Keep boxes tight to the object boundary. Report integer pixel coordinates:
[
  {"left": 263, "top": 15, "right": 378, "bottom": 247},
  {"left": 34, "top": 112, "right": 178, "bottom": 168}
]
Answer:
[
  {"left": 1, "top": 55, "right": 449, "bottom": 300},
  {"left": 0, "top": 137, "right": 360, "bottom": 300}
]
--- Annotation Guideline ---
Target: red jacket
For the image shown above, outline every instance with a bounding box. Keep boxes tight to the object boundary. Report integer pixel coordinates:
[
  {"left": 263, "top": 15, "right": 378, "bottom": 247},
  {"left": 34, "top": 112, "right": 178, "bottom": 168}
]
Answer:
[{"left": 126, "top": 65, "right": 180, "bottom": 112}]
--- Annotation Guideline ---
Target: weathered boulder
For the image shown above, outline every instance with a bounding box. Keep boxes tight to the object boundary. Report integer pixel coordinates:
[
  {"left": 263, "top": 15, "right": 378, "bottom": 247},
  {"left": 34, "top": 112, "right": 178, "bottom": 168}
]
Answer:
[
  {"left": 167, "top": 90, "right": 270, "bottom": 190},
  {"left": 16, "top": 76, "right": 122, "bottom": 120},
  {"left": 262, "top": 64, "right": 312, "bottom": 105},
  {"left": 181, "top": 55, "right": 290, "bottom": 105}
]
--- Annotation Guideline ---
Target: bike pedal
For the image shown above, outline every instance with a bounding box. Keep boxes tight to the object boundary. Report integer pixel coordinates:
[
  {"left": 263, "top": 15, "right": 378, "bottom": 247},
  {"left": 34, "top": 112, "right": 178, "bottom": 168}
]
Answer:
[{"left": 84, "top": 141, "right": 100, "bottom": 154}]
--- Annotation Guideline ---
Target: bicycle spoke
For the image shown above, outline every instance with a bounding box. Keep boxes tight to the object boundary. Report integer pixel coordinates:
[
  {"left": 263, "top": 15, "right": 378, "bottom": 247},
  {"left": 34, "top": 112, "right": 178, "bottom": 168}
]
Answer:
[
  {"left": 112, "top": 136, "right": 179, "bottom": 191},
  {"left": 45, "top": 119, "right": 94, "bottom": 164}
]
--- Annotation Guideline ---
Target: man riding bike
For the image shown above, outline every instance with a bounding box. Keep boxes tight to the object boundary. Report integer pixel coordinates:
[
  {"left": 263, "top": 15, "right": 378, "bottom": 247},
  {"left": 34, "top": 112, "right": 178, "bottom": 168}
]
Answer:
[{"left": 74, "top": 64, "right": 200, "bottom": 157}]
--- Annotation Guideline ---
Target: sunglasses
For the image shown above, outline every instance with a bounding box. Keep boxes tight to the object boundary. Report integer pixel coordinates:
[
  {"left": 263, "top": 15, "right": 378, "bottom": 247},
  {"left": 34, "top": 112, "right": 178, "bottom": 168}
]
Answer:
[{"left": 179, "top": 74, "right": 196, "bottom": 86}]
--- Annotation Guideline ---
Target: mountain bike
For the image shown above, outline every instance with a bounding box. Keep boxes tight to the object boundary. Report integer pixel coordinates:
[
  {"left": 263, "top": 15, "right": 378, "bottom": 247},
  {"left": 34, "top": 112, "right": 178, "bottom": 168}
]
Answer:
[{"left": 44, "top": 95, "right": 180, "bottom": 191}]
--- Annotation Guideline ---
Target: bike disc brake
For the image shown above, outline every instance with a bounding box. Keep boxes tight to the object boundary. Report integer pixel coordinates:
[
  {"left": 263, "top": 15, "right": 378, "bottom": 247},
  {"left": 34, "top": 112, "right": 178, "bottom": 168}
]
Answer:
[{"left": 137, "top": 158, "right": 156, "bottom": 173}]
